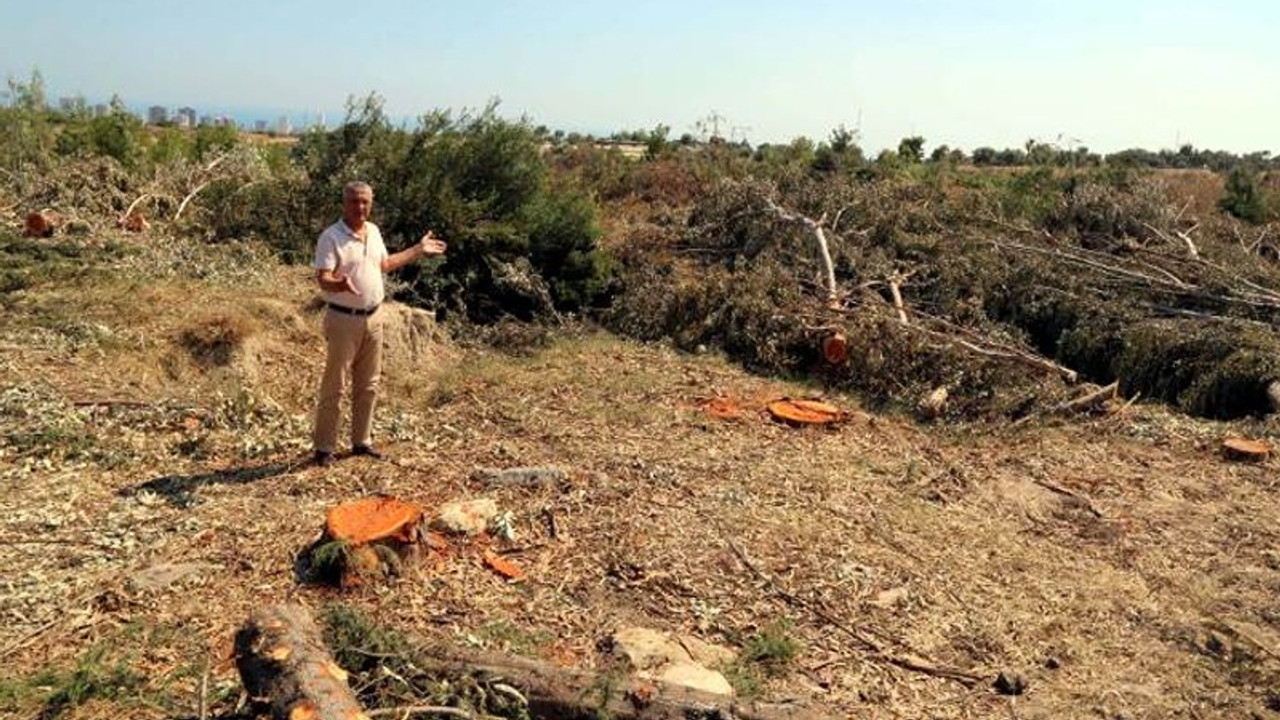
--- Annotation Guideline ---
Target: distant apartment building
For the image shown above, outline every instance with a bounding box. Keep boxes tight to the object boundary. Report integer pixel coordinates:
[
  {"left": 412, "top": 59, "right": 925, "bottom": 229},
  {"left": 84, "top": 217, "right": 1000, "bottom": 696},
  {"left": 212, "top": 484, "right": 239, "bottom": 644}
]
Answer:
[
  {"left": 276, "top": 115, "right": 293, "bottom": 136},
  {"left": 253, "top": 120, "right": 268, "bottom": 133},
  {"left": 147, "top": 105, "right": 168, "bottom": 125},
  {"left": 176, "top": 107, "right": 197, "bottom": 128}
]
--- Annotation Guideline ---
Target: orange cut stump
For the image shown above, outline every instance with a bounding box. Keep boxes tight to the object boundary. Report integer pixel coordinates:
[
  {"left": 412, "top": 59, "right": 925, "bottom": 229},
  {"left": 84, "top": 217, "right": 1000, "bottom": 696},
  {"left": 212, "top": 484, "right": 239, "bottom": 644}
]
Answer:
[
  {"left": 1222, "top": 437, "right": 1270, "bottom": 463},
  {"left": 822, "top": 332, "right": 849, "bottom": 365},
  {"left": 767, "top": 398, "right": 844, "bottom": 425},
  {"left": 325, "top": 496, "right": 423, "bottom": 545}
]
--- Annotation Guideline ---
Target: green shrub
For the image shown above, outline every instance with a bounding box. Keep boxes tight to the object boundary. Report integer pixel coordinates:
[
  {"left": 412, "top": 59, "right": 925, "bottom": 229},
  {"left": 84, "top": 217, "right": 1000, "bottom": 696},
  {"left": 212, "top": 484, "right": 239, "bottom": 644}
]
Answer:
[
  {"left": 269, "top": 95, "right": 614, "bottom": 321},
  {"left": 1220, "top": 167, "right": 1272, "bottom": 224}
]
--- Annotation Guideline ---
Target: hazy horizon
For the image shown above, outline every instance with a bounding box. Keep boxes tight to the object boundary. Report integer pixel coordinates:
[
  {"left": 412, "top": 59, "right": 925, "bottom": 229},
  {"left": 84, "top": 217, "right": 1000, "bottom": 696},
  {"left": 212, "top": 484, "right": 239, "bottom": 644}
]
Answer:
[{"left": 3, "top": 0, "right": 1276, "bottom": 155}]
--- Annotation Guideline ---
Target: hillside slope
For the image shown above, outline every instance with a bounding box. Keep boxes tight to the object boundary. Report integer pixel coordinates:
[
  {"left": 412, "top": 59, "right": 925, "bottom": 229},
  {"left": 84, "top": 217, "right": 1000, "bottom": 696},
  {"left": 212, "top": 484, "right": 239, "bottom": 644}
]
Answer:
[{"left": 2, "top": 230, "right": 1279, "bottom": 720}]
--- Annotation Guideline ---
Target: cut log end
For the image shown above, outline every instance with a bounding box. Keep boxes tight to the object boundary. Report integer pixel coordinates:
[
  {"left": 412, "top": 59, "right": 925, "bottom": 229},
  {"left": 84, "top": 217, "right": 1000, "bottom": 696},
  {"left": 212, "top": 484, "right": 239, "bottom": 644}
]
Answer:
[
  {"left": 22, "top": 211, "right": 59, "bottom": 238},
  {"left": 325, "top": 497, "right": 424, "bottom": 545},
  {"left": 1222, "top": 437, "right": 1270, "bottom": 463},
  {"left": 234, "top": 604, "right": 364, "bottom": 720},
  {"left": 767, "top": 398, "right": 845, "bottom": 426},
  {"left": 821, "top": 332, "right": 849, "bottom": 365}
]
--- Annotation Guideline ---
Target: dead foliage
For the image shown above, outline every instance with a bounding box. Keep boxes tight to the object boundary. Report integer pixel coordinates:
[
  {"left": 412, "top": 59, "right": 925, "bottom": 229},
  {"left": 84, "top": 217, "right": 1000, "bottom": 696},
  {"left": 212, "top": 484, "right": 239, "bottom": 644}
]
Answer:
[{"left": 607, "top": 168, "right": 1280, "bottom": 421}]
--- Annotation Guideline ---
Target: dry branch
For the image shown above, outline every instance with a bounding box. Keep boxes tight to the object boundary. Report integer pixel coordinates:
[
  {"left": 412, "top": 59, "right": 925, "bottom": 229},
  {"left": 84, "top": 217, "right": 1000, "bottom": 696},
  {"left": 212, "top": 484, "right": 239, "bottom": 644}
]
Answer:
[
  {"left": 762, "top": 196, "right": 839, "bottom": 301},
  {"left": 725, "top": 538, "right": 986, "bottom": 687},
  {"left": 412, "top": 647, "right": 830, "bottom": 720},
  {"left": 174, "top": 180, "right": 211, "bottom": 221},
  {"left": 1055, "top": 382, "right": 1119, "bottom": 415},
  {"left": 1031, "top": 478, "right": 1104, "bottom": 518},
  {"left": 888, "top": 277, "right": 909, "bottom": 325}
]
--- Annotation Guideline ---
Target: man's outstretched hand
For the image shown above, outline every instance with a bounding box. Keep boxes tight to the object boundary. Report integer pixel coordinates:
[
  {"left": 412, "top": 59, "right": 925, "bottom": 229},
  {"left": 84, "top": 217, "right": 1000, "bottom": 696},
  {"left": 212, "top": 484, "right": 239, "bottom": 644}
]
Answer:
[
  {"left": 418, "top": 230, "right": 447, "bottom": 257},
  {"left": 333, "top": 272, "right": 360, "bottom": 296}
]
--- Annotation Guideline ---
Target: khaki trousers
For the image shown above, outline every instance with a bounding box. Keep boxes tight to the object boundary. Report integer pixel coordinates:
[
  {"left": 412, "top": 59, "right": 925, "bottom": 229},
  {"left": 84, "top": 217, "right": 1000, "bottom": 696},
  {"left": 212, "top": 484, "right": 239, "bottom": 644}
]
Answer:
[{"left": 313, "top": 307, "right": 384, "bottom": 453}]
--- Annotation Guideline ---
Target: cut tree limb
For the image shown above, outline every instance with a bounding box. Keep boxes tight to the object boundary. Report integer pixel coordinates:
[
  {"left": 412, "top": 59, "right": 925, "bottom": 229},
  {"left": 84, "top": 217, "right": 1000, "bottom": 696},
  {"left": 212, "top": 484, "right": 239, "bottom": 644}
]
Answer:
[
  {"left": 410, "top": 648, "right": 831, "bottom": 720},
  {"left": 233, "top": 604, "right": 367, "bottom": 720},
  {"left": 174, "top": 181, "right": 211, "bottom": 221},
  {"left": 1055, "top": 382, "right": 1119, "bottom": 415},
  {"left": 762, "top": 196, "right": 839, "bottom": 301},
  {"left": 235, "top": 605, "right": 831, "bottom": 720},
  {"left": 888, "top": 277, "right": 909, "bottom": 325}
]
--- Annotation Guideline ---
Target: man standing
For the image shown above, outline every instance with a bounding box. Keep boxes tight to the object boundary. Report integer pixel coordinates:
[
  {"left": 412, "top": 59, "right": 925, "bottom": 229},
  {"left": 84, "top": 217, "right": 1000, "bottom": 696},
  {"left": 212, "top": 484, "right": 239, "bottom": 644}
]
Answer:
[{"left": 312, "top": 181, "right": 446, "bottom": 466}]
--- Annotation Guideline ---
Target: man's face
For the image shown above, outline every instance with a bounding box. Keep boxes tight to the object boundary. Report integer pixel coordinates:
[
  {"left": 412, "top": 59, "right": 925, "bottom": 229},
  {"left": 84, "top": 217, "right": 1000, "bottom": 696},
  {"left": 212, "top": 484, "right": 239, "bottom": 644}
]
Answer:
[{"left": 343, "top": 189, "right": 373, "bottom": 228}]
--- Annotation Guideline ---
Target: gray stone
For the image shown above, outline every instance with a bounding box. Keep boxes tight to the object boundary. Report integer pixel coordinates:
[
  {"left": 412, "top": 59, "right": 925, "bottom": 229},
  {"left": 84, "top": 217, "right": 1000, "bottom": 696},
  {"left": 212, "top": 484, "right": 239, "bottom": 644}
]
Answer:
[
  {"left": 676, "top": 634, "right": 737, "bottom": 668},
  {"left": 612, "top": 626, "right": 692, "bottom": 670},
  {"left": 432, "top": 498, "right": 499, "bottom": 536},
  {"left": 128, "top": 562, "right": 218, "bottom": 593},
  {"left": 652, "top": 661, "right": 734, "bottom": 697},
  {"left": 472, "top": 467, "right": 567, "bottom": 487}
]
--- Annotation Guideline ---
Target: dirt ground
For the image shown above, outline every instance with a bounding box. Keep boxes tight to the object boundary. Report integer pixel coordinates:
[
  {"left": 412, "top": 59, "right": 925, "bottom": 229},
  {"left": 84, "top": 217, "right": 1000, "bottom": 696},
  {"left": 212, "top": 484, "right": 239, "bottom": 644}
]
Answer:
[{"left": 2, "top": 233, "right": 1280, "bottom": 720}]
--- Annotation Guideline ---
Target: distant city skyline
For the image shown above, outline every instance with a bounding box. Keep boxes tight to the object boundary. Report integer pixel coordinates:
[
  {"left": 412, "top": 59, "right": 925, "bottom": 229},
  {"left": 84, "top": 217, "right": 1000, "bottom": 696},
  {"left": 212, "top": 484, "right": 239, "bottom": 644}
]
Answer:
[
  {"left": 32, "top": 88, "right": 334, "bottom": 134},
  {"left": 4, "top": 1, "right": 1277, "bottom": 154}
]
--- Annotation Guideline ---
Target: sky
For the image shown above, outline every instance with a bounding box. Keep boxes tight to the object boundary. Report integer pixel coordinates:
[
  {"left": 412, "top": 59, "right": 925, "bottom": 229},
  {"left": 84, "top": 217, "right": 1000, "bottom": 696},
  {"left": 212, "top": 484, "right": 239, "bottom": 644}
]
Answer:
[{"left": 2, "top": 0, "right": 1276, "bottom": 154}]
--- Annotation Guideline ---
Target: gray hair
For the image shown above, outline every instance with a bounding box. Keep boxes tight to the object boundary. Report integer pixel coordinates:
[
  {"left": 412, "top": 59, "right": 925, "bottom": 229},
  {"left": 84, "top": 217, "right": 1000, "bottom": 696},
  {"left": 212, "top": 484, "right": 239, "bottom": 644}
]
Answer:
[{"left": 343, "top": 181, "right": 373, "bottom": 199}]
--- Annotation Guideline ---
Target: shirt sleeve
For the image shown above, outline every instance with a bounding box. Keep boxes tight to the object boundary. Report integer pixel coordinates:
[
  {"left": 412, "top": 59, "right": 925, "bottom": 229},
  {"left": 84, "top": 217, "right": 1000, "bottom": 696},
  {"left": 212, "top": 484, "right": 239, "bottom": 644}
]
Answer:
[{"left": 313, "top": 228, "right": 337, "bottom": 270}]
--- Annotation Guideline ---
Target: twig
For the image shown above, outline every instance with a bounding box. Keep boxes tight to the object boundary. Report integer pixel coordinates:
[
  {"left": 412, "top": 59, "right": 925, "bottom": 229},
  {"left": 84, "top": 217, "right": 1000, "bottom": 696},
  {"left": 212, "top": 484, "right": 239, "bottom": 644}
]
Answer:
[
  {"left": 725, "top": 537, "right": 985, "bottom": 686},
  {"left": 1212, "top": 617, "right": 1280, "bottom": 664},
  {"left": 1143, "top": 222, "right": 1198, "bottom": 259},
  {"left": 0, "top": 616, "right": 64, "bottom": 661},
  {"left": 0, "top": 536, "right": 115, "bottom": 550},
  {"left": 1055, "top": 382, "right": 1118, "bottom": 415},
  {"left": 366, "top": 706, "right": 475, "bottom": 719},
  {"left": 762, "top": 195, "right": 839, "bottom": 301},
  {"left": 174, "top": 181, "right": 211, "bottom": 221},
  {"left": 888, "top": 277, "right": 909, "bottom": 325},
  {"left": 1031, "top": 478, "right": 1103, "bottom": 518},
  {"left": 122, "top": 193, "right": 152, "bottom": 220},
  {"left": 915, "top": 310, "right": 1079, "bottom": 382},
  {"left": 198, "top": 658, "right": 210, "bottom": 720},
  {"left": 70, "top": 398, "right": 152, "bottom": 408}
]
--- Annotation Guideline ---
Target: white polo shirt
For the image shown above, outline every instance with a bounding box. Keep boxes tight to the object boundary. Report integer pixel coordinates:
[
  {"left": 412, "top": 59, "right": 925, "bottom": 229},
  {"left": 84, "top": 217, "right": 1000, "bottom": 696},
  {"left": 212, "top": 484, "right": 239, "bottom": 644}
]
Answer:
[{"left": 313, "top": 220, "right": 388, "bottom": 311}]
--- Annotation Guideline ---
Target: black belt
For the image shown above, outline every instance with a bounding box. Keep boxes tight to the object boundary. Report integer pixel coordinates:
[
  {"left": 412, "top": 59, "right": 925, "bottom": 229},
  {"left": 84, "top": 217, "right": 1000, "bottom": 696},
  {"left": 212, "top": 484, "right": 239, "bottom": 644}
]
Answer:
[{"left": 327, "top": 302, "right": 380, "bottom": 316}]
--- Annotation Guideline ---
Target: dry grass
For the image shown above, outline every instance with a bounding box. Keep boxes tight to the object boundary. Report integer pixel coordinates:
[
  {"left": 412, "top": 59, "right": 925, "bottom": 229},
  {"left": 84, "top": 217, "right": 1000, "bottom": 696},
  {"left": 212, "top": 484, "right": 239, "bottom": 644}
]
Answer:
[{"left": 2, "top": 232, "right": 1280, "bottom": 720}]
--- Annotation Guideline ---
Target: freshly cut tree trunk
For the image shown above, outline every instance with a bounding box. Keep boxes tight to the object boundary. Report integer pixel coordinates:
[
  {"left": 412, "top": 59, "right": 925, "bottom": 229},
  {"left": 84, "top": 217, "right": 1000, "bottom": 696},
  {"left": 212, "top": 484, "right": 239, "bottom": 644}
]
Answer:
[
  {"left": 233, "top": 605, "right": 834, "bottom": 720},
  {"left": 234, "top": 604, "right": 367, "bottom": 720}
]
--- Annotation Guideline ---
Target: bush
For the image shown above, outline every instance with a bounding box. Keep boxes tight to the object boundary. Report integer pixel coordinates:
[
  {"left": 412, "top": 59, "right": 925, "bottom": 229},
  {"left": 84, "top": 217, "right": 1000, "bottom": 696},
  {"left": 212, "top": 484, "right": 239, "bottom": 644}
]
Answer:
[
  {"left": 1220, "top": 167, "right": 1272, "bottom": 224},
  {"left": 276, "top": 95, "right": 614, "bottom": 321}
]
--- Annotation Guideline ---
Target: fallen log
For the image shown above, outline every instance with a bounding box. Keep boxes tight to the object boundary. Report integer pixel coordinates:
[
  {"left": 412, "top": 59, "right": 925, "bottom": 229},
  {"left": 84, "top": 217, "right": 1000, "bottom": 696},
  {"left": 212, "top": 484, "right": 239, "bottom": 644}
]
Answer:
[
  {"left": 410, "top": 648, "right": 831, "bottom": 720},
  {"left": 234, "top": 604, "right": 367, "bottom": 720},
  {"left": 234, "top": 604, "right": 834, "bottom": 720}
]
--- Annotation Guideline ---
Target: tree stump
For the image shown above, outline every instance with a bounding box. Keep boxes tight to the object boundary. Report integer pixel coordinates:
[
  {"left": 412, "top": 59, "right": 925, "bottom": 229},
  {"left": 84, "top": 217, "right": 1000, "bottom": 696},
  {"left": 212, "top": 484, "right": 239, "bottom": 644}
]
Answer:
[
  {"left": 1222, "top": 437, "right": 1270, "bottom": 463},
  {"left": 22, "top": 210, "right": 58, "bottom": 238},
  {"left": 307, "top": 496, "right": 424, "bottom": 587},
  {"left": 766, "top": 398, "right": 845, "bottom": 426},
  {"left": 234, "top": 604, "right": 368, "bottom": 720},
  {"left": 821, "top": 332, "right": 849, "bottom": 365}
]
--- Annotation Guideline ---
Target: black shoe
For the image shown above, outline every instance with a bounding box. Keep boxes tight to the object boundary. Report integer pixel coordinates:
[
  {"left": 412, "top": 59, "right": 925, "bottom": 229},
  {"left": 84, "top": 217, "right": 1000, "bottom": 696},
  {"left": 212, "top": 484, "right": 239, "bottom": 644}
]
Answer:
[
  {"left": 351, "top": 444, "right": 385, "bottom": 460},
  {"left": 313, "top": 450, "right": 335, "bottom": 467}
]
